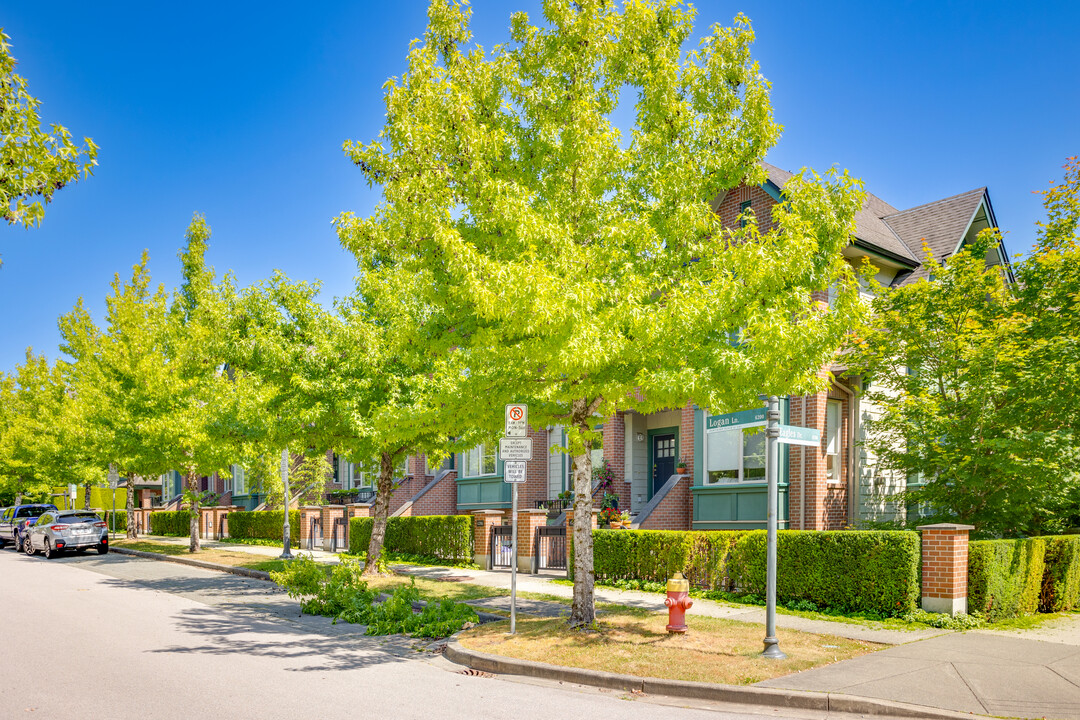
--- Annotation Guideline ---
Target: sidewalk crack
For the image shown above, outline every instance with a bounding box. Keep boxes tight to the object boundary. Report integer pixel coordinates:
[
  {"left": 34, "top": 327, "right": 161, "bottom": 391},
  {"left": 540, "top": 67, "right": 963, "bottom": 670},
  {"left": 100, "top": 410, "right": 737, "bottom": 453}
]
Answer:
[{"left": 952, "top": 662, "right": 989, "bottom": 714}]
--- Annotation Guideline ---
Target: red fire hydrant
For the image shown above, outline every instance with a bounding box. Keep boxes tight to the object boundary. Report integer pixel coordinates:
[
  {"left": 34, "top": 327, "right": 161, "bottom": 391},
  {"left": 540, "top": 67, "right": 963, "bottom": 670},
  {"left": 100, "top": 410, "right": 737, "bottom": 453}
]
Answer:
[{"left": 665, "top": 572, "right": 693, "bottom": 634}]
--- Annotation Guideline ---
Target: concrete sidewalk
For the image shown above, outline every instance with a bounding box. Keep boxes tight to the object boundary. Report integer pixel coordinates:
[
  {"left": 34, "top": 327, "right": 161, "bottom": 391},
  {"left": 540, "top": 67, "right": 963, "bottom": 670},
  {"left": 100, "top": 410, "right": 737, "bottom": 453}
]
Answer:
[
  {"left": 131, "top": 535, "right": 944, "bottom": 645},
  {"left": 758, "top": 631, "right": 1080, "bottom": 719}
]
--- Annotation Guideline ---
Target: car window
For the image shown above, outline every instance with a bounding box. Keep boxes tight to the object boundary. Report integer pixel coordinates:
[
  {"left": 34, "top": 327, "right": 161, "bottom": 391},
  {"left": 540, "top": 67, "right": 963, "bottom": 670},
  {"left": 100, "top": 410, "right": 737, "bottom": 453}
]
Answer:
[
  {"left": 1, "top": 508, "right": 10, "bottom": 521},
  {"left": 59, "top": 514, "right": 99, "bottom": 524},
  {"left": 16, "top": 506, "right": 50, "bottom": 518},
  {"left": 36, "top": 514, "right": 53, "bottom": 526}
]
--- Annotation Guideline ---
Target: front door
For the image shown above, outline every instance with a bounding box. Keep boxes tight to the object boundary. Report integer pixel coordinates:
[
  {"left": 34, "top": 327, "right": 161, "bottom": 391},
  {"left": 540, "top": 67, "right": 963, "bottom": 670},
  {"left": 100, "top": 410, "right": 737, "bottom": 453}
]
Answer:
[{"left": 652, "top": 433, "right": 676, "bottom": 497}]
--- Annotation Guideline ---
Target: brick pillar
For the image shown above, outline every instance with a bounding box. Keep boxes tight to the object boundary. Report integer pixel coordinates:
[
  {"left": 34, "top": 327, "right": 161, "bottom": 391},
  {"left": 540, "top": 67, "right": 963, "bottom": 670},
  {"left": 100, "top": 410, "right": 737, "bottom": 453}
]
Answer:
[
  {"left": 518, "top": 509, "right": 548, "bottom": 574},
  {"left": 299, "top": 506, "right": 320, "bottom": 549},
  {"left": 918, "top": 523, "right": 974, "bottom": 615},
  {"left": 472, "top": 510, "right": 505, "bottom": 569},
  {"left": 565, "top": 509, "right": 599, "bottom": 530},
  {"left": 602, "top": 412, "right": 628, "bottom": 509},
  {"left": 321, "top": 505, "right": 346, "bottom": 552},
  {"left": 347, "top": 503, "right": 371, "bottom": 519},
  {"left": 679, "top": 403, "right": 696, "bottom": 479}
]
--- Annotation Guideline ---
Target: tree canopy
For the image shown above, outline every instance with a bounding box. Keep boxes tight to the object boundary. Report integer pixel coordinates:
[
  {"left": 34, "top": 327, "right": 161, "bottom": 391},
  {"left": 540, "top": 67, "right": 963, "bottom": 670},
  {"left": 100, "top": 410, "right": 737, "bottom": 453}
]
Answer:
[{"left": 338, "top": 0, "right": 865, "bottom": 624}]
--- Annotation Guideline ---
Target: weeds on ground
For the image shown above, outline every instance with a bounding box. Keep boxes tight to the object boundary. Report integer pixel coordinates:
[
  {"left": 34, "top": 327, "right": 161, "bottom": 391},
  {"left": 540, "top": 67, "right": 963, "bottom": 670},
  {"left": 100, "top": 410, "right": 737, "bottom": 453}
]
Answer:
[{"left": 270, "top": 555, "right": 479, "bottom": 638}]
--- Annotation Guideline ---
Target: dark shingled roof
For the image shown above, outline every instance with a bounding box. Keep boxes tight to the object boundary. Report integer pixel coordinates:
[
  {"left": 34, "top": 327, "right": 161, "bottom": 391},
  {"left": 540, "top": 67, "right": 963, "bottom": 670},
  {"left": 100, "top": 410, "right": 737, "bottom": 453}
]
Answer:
[
  {"left": 881, "top": 187, "right": 987, "bottom": 283},
  {"left": 761, "top": 162, "right": 990, "bottom": 282}
]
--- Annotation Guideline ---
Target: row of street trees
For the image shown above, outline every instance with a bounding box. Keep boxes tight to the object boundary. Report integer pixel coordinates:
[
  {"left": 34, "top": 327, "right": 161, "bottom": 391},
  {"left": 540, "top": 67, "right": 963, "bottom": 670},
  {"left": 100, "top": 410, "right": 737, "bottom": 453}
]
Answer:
[{"left": 1, "top": 1, "right": 870, "bottom": 624}]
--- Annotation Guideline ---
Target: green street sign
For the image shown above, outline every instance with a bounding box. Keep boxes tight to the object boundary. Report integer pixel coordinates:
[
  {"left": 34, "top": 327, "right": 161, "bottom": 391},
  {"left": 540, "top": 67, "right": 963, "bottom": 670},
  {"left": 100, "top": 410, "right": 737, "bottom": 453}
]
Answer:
[
  {"left": 706, "top": 407, "right": 767, "bottom": 432},
  {"left": 776, "top": 424, "right": 820, "bottom": 447}
]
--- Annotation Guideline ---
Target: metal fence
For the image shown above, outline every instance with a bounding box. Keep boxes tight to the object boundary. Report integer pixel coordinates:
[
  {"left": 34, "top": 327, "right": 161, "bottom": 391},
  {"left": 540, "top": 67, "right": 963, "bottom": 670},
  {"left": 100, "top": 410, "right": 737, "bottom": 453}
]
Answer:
[
  {"left": 490, "top": 525, "right": 514, "bottom": 569},
  {"left": 307, "top": 516, "right": 323, "bottom": 551},
  {"left": 535, "top": 526, "right": 567, "bottom": 571}
]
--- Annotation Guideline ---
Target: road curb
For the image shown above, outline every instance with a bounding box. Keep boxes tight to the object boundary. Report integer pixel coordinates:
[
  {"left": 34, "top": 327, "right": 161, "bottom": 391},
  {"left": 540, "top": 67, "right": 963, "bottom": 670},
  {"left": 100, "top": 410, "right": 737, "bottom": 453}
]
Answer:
[
  {"left": 111, "top": 547, "right": 273, "bottom": 581},
  {"left": 444, "top": 638, "right": 977, "bottom": 720}
]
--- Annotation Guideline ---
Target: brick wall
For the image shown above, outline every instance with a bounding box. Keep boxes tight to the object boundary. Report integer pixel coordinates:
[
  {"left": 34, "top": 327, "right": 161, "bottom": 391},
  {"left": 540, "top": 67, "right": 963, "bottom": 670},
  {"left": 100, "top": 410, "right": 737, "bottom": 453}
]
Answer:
[
  {"left": 602, "top": 413, "right": 629, "bottom": 508},
  {"left": 406, "top": 471, "right": 459, "bottom": 516},
  {"left": 787, "top": 384, "right": 850, "bottom": 530},
  {"left": 715, "top": 184, "right": 778, "bottom": 234},
  {"left": 636, "top": 476, "right": 691, "bottom": 530}
]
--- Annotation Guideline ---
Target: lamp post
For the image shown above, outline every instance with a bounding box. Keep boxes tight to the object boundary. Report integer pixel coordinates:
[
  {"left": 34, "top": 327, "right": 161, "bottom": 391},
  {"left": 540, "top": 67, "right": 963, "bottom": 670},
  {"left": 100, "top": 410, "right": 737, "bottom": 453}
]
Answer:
[{"left": 762, "top": 395, "right": 786, "bottom": 659}]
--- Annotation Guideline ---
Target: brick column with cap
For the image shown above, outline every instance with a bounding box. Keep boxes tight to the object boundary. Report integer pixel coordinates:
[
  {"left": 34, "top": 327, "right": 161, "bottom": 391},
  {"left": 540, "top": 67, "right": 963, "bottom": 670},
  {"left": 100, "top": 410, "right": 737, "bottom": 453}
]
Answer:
[
  {"left": 517, "top": 509, "right": 548, "bottom": 573},
  {"left": 918, "top": 523, "right": 975, "bottom": 616},
  {"left": 472, "top": 510, "right": 505, "bottom": 569}
]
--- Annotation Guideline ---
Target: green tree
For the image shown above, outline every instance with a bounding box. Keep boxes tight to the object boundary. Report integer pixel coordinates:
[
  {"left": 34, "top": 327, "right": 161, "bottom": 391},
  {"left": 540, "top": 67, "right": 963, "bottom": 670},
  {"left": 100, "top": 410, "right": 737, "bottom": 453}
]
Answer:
[
  {"left": 338, "top": 0, "right": 864, "bottom": 624},
  {"left": 232, "top": 277, "right": 454, "bottom": 572},
  {"left": 59, "top": 254, "right": 175, "bottom": 538},
  {"left": 0, "top": 29, "right": 97, "bottom": 246},
  {"left": 162, "top": 215, "right": 244, "bottom": 552},
  {"left": 851, "top": 159, "right": 1080, "bottom": 537}
]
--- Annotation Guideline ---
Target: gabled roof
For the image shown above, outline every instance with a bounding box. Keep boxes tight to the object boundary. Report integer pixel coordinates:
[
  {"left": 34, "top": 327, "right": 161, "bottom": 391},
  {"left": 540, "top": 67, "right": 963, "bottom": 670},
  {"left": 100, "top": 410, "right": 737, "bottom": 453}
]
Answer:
[
  {"left": 762, "top": 163, "right": 918, "bottom": 266},
  {"left": 759, "top": 163, "right": 1002, "bottom": 285}
]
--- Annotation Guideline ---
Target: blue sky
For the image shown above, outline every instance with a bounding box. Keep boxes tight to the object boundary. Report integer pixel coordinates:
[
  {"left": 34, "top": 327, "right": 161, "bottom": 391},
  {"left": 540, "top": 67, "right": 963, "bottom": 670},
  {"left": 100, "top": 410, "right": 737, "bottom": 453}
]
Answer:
[{"left": 1, "top": 1, "right": 1077, "bottom": 372}]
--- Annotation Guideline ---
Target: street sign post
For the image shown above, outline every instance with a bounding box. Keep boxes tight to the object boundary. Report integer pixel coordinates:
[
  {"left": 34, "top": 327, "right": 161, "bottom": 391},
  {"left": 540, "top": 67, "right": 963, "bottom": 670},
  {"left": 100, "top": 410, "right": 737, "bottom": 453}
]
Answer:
[
  {"left": 280, "top": 448, "right": 293, "bottom": 560},
  {"left": 762, "top": 396, "right": 787, "bottom": 659},
  {"left": 498, "top": 437, "right": 533, "bottom": 461},
  {"left": 502, "top": 404, "right": 529, "bottom": 635}
]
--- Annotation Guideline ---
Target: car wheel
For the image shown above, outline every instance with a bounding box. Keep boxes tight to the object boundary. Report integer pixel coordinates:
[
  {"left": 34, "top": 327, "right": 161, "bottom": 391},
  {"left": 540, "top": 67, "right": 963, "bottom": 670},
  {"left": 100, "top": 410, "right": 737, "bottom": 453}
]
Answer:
[
  {"left": 24, "top": 536, "right": 35, "bottom": 556},
  {"left": 13, "top": 533, "right": 23, "bottom": 553},
  {"left": 43, "top": 540, "right": 54, "bottom": 559},
  {"left": 97, "top": 544, "right": 109, "bottom": 555}
]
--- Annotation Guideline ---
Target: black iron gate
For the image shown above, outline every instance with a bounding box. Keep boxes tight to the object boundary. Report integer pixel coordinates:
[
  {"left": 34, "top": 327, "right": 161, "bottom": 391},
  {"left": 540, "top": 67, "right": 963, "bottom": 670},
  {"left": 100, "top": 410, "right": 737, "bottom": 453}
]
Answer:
[
  {"left": 332, "top": 517, "right": 347, "bottom": 552},
  {"left": 307, "top": 516, "right": 323, "bottom": 550},
  {"left": 490, "top": 525, "right": 514, "bottom": 568},
  {"left": 535, "top": 526, "right": 567, "bottom": 571}
]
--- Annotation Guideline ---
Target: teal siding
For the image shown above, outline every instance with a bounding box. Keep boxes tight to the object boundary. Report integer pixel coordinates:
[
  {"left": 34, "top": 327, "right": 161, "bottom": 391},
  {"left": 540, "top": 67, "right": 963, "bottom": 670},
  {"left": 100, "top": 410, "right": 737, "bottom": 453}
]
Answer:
[
  {"left": 456, "top": 476, "right": 511, "bottom": 510},
  {"left": 691, "top": 484, "right": 789, "bottom": 530},
  {"left": 230, "top": 493, "right": 266, "bottom": 511}
]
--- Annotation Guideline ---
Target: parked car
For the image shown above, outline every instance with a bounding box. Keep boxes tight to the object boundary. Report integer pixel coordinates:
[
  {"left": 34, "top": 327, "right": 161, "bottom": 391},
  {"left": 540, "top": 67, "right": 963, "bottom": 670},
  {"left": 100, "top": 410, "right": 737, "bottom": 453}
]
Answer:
[
  {"left": 0, "top": 504, "right": 58, "bottom": 552},
  {"left": 24, "top": 510, "right": 109, "bottom": 559}
]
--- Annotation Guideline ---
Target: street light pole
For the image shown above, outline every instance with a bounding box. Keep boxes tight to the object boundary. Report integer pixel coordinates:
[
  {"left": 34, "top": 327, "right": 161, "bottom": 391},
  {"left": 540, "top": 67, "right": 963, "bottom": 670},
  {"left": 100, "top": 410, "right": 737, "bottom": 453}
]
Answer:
[
  {"left": 762, "top": 395, "right": 787, "bottom": 659},
  {"left": 280, "top": 448, "right": 293, "bottom": 560}
]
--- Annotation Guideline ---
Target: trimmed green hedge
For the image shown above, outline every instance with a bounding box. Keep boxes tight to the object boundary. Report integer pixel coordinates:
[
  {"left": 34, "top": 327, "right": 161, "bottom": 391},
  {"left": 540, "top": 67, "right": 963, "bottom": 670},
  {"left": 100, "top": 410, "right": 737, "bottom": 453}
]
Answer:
[
  {"left": 149, "top": 511, "right": 193, "bottom": 537},
  {"left": 101, "top": 509, "right": 127, "bottom": 531},
  {"left": 727, "top": 530, "right": 921, "bottom": 617},
  {"left": 349, "top": 516, "right": 472, "bottom": 564},
  {"left": 591, "top": 530, "right": 745, "bottom": 589},
  {"left": 228, "top": 510, "right": 300, "bottom": 543},
  {"left": 969, "top": 538, "right": 1047, "bottom": 620},
  {"left": 1041, "top": 536, "right": 1080, "bottom": 612},
  {"left": 580, "top": 528, "right": 920, "bottom": 617}
]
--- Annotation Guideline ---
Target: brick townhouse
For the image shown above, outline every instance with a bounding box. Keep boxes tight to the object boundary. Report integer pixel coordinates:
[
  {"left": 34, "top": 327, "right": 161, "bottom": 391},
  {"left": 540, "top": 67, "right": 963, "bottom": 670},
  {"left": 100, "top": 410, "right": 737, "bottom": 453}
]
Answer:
[{"left": 154, "top": 162, "right": 1012, "bottom": 540}]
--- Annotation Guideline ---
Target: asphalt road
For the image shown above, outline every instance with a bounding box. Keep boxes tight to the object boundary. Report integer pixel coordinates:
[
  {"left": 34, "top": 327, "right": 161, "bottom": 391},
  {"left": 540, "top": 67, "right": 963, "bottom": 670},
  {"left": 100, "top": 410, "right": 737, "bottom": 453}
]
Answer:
[{"left": 0, "top": 549, "right": 854, "bottom": 720}]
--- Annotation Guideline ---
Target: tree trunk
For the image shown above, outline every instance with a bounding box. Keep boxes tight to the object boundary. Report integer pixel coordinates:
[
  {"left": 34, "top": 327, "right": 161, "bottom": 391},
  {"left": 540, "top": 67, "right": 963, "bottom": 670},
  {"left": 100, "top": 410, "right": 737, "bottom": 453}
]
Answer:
[
  {"left": 186, "top": 472, "right": 201, "bottom": 553},
  {"left": 83, "top": 482, "right": 92, "bottom": 511},
  {"left": 125, "top": 473, "right": 138, "bottom": 539},
  {"left": 362, "top": 451, "right": 395, "bottom": 576},
  {"left": 14, "top": 491, "right": 22, "bottom": 506},
  {"left": 569, "top": 397, "right": 598, "bottom": 628}
]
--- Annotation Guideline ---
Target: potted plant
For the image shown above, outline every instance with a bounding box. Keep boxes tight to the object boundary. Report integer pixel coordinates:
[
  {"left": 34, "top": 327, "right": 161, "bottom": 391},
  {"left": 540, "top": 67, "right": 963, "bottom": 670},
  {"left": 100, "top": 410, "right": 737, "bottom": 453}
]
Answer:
[
  {"left": 558, "top": 489, "right": 572, "bottom": 501},
  {"left": 599, "top": 507, "right": 620, "bottom": 529},
  {"left": 676, "top": 460, "right": 688, "bottom": 475},
  {"left": 619, "top": 509, "right": 631, "bottom": 528}
]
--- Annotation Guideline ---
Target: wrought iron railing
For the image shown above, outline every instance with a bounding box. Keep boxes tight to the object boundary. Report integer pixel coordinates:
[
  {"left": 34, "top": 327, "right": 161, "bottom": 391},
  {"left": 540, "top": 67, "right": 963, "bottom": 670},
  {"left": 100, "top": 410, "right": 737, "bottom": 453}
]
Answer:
[{"left": 535, "top": 498, "right": 572, "bottom": 514}]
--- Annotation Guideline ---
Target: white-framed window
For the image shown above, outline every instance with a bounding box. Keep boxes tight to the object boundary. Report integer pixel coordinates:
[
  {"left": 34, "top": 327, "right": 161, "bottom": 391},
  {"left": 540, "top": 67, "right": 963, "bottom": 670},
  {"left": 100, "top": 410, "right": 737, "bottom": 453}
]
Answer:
[
  {"left": 349, "top": 460, "right": 378, "bottom": 489},
  {"left": 826, "top": 400, "right": 841, "bottom": 482},
  {"left": 462, "top": 444, "right": 497, "bottom": 478},
  {"left": 231, "top": 464, "right": 246, "bottom": 496},
  {"left": 704, "top": 427, "right": 766, "bottom": 484}
]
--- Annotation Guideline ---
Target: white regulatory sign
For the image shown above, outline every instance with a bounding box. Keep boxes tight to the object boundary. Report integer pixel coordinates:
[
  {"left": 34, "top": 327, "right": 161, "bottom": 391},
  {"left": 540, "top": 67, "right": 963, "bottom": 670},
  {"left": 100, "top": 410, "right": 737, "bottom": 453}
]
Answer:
[
  {"left": 505, "top": 404, "right": 528, "bottom": 437},
  {"left": 107, "top": 463, "right": 119, "bottom": 489},
  {"left": 499, "top": 437, "right": 533, "bottom": 461},
  {"left": 504, "top": 461, "right": 527, "bottom": 484}
]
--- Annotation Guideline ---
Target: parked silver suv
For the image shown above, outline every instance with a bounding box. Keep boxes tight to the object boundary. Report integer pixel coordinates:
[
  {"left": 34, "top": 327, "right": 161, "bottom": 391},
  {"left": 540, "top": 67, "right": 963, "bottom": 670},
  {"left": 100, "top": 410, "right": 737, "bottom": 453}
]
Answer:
[{"left": 24, "top": 510, "right": 109, "bottom": 559}]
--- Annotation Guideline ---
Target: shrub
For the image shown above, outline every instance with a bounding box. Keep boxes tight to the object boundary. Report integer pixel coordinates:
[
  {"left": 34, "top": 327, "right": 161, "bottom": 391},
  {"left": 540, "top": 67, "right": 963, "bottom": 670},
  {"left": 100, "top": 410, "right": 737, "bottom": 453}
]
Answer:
[
  {"left": 726, "top": 530, "right": 921, "bottom": 617},
  {"left": 348, "top": 515, "right": 472, "bottom": 564},
  {"left": 149, "top": 511, "right": 193, "bottom": 537},
  {"left": 589, "top": 529, "right": 745, "bottom": 590},
  {"left": 227, "top": 510, "right": 300, "bottom": 543},
  {"left": 1040, "top": 535, "right": 1080, "bottom": 612},
  {"left": 102, "top": 510, "right": 127, "bottom": 531},
  {"left": 968, "top": 537, "right": 1047, "bottom": 620}
]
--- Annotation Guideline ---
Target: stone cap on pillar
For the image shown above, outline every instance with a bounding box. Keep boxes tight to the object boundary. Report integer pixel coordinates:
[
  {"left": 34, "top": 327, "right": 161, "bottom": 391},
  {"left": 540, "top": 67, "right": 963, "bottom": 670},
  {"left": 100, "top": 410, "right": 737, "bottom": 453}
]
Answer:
[
  {"left": 472, "top": 510, "right": 505, "bottom": 515},
  {"left": 301, "top": 505, "right": 322, "bottom": 510},
  {"left": 917, "top": 523, "right": 975, "bottom": 532}
]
